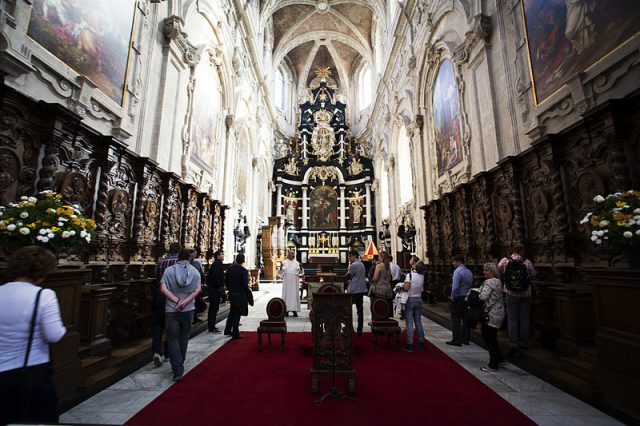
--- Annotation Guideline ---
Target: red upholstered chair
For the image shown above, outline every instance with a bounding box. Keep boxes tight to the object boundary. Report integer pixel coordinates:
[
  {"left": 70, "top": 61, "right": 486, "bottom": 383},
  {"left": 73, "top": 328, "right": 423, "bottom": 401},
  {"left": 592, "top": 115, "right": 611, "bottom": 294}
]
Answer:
[
  {"left": 257, "top": 297, "right": 287, "bottom": 349},
  {"left": 368, "top": 298, "right": 401, "bottom": 346},
  {"left": 318, "top": 283, "right": 340, "bottom": 293}
]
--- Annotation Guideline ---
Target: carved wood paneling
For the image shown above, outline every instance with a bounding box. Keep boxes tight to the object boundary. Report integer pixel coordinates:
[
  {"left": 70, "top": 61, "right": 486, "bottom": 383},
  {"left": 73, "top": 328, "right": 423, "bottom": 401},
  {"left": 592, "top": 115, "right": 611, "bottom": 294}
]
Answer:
[
  {"left": 0, "top": 96, "right": 42, "bottom": 203},
  {"left": 198, "top": 195, "right": 213, "bottom": 258},
  {"left": 159, "top": 174, "right": 184, "bottom": 253},
  {"left": 182, "top": 185, "right": 199, "bottom": 250},
  {"left": 132, "top": 158, "right": 163, "bottom": 263}
]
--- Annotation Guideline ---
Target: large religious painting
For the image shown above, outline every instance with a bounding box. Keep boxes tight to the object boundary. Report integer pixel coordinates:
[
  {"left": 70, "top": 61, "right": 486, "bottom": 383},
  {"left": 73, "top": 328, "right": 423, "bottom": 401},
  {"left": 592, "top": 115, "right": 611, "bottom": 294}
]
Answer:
[
  {"left": 432, "top": 59, "right": 463, "bottom": 176},
  {"left": 190, "top": 62, "right": 221, "bottom": 170},
  {"left": 309, "top": 185, "right": 338, "bottom": 230},
  {"left": 522, "top": 0, "right": 640, "bottom": 104},
  {"left": 27, "top": 0, "right": 137, "bottom": 105}
]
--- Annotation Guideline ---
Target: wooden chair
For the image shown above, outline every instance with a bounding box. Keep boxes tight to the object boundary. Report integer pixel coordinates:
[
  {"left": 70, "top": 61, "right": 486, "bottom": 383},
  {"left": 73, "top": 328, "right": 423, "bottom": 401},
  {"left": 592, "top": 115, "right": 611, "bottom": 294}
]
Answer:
[
  {"left": 368, "top": 298, "right": 401, "bottom": 346},
  {"left": 257, "top": 297, "right": 287, "bottom": 349}
]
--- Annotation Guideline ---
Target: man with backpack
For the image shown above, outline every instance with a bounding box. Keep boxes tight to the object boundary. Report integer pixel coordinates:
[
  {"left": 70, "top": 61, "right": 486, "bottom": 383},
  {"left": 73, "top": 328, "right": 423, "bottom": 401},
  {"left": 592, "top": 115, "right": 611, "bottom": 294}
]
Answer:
[{"left": 498, "top": 243, "right": 536, "bottom": 357}]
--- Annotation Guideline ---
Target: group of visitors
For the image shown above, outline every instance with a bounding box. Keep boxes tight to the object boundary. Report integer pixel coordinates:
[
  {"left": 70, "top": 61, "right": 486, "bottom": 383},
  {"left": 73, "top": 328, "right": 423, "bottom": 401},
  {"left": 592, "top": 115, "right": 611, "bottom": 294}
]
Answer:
[
  {"left": 152, "top": 245, "right": 252, "bottom": 383},
  {"left": 343, "top": 243, "right": 535, "bottom": 371},
  {"left": 445, "top": 243, "right": 536, "bottom": 371}
]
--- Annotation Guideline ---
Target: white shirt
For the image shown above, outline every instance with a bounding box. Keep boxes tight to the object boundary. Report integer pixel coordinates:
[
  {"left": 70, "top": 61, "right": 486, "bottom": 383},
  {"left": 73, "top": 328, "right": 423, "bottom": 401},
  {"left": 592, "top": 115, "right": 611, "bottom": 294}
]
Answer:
[{"left": 0, "top": 282, "right": 66, "bottom": 372}]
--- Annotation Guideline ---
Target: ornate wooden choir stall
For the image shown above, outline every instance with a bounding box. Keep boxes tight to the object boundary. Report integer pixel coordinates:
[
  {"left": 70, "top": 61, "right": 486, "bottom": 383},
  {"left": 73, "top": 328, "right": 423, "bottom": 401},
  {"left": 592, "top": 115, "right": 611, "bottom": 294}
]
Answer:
[{"left": 0, "top": 85, "right": 227, "bottom": 408}]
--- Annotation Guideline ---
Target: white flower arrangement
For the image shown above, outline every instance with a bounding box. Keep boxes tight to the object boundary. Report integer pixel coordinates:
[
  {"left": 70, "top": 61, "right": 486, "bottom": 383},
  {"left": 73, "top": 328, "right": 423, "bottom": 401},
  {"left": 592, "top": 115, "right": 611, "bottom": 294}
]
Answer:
[
  {"left": 0, "top": 191, "right": 97, "bottom": 253},
  {"left": 580, "top": 190, "right": 640, "bottom": 250}
]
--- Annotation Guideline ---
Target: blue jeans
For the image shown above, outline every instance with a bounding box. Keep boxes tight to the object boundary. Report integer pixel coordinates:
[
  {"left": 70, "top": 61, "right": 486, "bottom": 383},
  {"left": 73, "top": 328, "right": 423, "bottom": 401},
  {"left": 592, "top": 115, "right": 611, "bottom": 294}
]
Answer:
[
  {"left": 405, "top": 297, "right": 425, "bottom": 347},
  {"left": 165, "top": 310, "right": 194, "bottom": 378},
  {"left": 505, "top": 295, "right": 531, "bottom": 349}
]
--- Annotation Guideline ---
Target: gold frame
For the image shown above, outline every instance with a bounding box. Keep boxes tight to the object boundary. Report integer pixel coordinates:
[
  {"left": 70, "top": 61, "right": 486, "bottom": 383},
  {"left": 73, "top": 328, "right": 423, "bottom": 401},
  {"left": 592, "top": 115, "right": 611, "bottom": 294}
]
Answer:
[
  {"left": 26, "top": 0, "right": 139, "bottom": 107},
  {"left": 431, "top": 58, "right": 463, "bottom": 177},
  {"left": 520, "top": 1, "right": 640, "bottom": 107}
]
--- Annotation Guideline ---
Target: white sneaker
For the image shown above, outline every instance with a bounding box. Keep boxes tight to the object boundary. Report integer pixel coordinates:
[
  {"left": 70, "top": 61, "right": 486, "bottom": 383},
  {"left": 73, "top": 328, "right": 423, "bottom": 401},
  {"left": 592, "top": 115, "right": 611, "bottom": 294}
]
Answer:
[{"left": 153, "top": 353, "right": 162, "bottom": 367}]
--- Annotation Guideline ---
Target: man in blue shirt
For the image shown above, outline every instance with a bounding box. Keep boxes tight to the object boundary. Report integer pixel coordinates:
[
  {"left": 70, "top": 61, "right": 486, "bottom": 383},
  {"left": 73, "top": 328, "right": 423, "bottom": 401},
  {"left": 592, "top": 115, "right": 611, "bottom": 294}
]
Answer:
[{"left": 447, "top": 254, "right": 473, "bottom": 346}]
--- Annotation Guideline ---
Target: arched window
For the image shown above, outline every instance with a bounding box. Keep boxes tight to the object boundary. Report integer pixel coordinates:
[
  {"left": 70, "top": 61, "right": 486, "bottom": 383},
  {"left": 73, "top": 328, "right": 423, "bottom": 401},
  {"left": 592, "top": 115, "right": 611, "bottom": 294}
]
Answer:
[
  {"left": 275, "top": 67, "right": 287, "bottom": 111},
  {"left": 397, "top": 125, "right": 413, "bottom": 204},
  {"left": 358, "top": 66, "right": 372, "bottom": 110}
]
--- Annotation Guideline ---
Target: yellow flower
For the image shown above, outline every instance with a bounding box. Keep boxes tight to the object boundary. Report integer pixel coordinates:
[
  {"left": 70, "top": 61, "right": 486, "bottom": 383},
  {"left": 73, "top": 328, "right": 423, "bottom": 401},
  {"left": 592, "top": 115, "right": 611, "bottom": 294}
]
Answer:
[
  {"left": 55, "top": 194, "right": 62, "bottom": 199},
  {"left": 51, "top": 226, "right": 60, "bottom": 233},
  {"left": 616, "top": 201, "right": 626, "bottom": 207},
  {"left": 27, "top": 223, "right": 37, "bottom": 229},
  {"left": 617, "top": 221, "right": 626, "bottom": 226}
]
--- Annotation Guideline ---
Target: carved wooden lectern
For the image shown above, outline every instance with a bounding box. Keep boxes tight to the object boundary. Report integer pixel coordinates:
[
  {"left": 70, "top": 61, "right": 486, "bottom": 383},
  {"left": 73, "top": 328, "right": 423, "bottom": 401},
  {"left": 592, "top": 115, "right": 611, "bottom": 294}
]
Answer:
[{"left": 310, "top": 293, "right": 355, "bottom": 394}]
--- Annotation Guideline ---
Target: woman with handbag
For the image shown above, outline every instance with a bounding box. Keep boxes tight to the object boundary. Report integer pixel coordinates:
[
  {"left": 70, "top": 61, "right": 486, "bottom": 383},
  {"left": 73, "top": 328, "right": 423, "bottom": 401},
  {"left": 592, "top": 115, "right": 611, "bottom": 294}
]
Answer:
[
  {"left": 368, "top": 251, "right": 393, "bottom": 302},
  {"left": 471, "top": 262, "right": 505, "bottom": 372},
  {"left": 402, "top": 261, "right": 427, "bottom": 352},
  {"left": 0, "top": 246, "right": 66, "bottom": 424}
]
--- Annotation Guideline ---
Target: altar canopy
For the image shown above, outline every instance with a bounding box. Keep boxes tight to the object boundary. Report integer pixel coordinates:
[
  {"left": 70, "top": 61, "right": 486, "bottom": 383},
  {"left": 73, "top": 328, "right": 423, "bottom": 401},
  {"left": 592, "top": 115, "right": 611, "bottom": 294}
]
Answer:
[{"left": 272, "top": 67, "right": 377, "bottom": 264}]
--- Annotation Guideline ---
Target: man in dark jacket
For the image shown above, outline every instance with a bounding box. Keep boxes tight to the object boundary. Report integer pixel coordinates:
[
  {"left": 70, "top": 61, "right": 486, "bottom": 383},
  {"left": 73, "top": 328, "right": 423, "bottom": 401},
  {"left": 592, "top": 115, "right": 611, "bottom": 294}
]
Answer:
[
  {"left": 206, "top": 250, "right": 225, "bottom": 333},
  {"left": 223, "top": 253, "right": 253, "bottom": 339}
]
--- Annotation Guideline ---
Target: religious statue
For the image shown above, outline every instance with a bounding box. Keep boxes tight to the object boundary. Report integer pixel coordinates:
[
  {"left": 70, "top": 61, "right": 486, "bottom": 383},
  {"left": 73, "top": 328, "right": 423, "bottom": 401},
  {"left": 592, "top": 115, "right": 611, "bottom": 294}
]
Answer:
[
  {"left": 310, "top": 109, "right": 335, "bottom": 162},
  {"left": 283, "top": 157, "right": 299, "bottom": 175},
  {"left": 347, "top": 156, "right": 363, "bottom": 176},
  {"left": 285, "top": 199, "right": 297, "bottom": 225},
  {"left": 351, "top": 199, "right": 363, "bottom": 224},
  {"left": 234, "top": 214, "right": 251, "bottom": 254}
]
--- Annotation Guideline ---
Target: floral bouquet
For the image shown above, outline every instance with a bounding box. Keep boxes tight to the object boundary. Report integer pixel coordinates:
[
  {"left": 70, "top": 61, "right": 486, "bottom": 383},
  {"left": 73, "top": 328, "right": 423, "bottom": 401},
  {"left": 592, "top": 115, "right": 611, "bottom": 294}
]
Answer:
[
  {"left": 0, "top": 190, "right": 97, "bottom": 254},
  {"left": 580, "top": 190, "right": 640, "bottom": 250}
]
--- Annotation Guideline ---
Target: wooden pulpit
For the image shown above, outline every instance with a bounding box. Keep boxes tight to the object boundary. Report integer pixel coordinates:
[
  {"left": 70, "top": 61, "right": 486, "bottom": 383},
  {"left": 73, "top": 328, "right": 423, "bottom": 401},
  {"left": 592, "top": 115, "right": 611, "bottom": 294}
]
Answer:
[{"left": 310, "top": 293, "right": 355, "bottom": 394}]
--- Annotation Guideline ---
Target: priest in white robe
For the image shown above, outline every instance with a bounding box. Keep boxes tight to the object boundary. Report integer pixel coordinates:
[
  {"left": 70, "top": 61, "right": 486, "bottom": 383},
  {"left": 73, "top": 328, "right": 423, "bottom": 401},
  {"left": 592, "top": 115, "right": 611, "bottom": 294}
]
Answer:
[{"left": 279, "top": 250, "right": 303, "bottom": 317}]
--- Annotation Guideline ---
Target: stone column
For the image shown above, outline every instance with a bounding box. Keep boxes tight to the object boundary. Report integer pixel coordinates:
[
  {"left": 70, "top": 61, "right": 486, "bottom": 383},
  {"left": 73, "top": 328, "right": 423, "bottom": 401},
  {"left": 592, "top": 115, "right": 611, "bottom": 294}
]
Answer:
[
  {"left": 365, "top": 183, "right": 373, "bottom": 229},
  {"left": 302, "top": 186, "right": 308, "bottom": 230},
  {"left": 339, "top": 186, "right": 346, "bottom": 230},
  {"left": 276, "top": 184, "right": 282, "bottom": 217}
]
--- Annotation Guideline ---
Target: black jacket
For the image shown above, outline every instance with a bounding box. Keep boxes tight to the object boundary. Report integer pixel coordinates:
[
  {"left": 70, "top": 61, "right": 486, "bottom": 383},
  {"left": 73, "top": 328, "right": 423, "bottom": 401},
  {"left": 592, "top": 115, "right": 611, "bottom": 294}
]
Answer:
[
  {"left": 206, "top": 259, "right": 224, "bottom": 294},
  {"left": 225, "top": 263, "right": 253, "bottom": 316}
]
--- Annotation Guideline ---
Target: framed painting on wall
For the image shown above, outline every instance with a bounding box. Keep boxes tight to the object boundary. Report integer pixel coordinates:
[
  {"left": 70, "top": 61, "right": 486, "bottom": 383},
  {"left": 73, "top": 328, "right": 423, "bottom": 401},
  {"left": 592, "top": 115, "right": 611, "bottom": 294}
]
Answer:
[
  {"left": 522, "top": 0, "right": 640, "bottom": 104},
  {"left": 309, "top": 185, "right": 338, "bottom": 230},
  {"left": 432, "top": 59, "right": 463, "bottom": 176},
  {"left": 190, "top": 62, "right": 221, "bottom": 171},
  {"left": 27, "top": 0, "right": 137, "bottom": 105}
]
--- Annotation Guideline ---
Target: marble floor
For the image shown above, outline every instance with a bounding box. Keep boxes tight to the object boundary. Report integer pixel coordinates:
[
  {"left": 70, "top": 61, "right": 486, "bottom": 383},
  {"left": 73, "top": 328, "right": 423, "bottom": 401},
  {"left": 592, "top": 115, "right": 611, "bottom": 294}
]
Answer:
[{"left": 61, "top": 283, "right": 622, "bottom": 426}]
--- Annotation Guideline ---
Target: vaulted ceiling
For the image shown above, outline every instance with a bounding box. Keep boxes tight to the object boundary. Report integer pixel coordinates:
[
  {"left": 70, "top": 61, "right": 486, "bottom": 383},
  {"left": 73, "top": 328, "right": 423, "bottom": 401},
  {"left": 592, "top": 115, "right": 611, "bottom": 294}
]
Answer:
[{"left": 262, "top": 0, "right": 385, "bottom": 93}]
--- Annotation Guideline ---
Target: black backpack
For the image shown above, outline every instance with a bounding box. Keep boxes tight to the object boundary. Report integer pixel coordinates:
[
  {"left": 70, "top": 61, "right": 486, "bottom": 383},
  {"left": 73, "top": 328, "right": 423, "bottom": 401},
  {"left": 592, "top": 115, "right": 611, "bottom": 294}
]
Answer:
[{"left": 503, "top": 256, "right": 530, "bottom": 292}]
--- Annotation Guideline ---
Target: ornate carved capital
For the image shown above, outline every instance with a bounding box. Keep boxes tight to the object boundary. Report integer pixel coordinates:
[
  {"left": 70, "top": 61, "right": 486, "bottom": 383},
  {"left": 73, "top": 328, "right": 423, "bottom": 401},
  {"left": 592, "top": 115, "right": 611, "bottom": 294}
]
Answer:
[
  {"left": 426, "top": 43, "right": 442, "bottom": 70},
  {"left": 163, "top": 16, "right": 200, "bottom": 67},
  {"left": 453, "top": 14, "right": 492, "bottom": 65}
]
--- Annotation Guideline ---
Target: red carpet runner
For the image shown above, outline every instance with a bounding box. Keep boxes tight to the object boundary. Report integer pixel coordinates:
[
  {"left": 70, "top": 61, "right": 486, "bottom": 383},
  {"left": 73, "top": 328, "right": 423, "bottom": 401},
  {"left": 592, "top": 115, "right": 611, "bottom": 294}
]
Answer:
[{"left": 128, "top": 332, "right": 533, "bottom": 426}]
